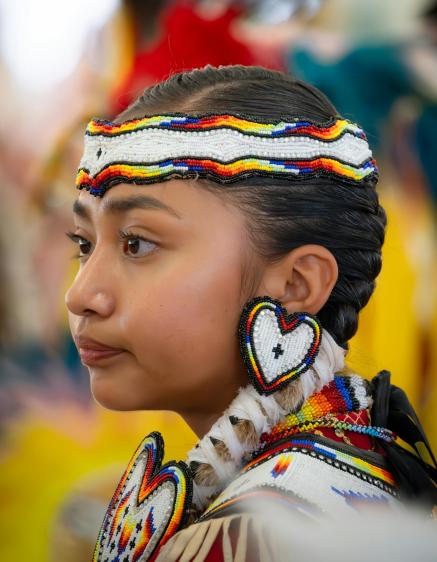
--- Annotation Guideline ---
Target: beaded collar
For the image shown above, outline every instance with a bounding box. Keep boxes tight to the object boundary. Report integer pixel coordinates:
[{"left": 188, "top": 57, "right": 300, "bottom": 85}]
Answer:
[{"left": 75, "top": 112, "right": 378, "bottom": 196}]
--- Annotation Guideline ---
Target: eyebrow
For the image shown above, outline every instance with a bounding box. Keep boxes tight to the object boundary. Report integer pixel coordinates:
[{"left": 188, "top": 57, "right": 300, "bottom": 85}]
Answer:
[{"left": 72, "top": 194, "right": 181, "bottom": 220}]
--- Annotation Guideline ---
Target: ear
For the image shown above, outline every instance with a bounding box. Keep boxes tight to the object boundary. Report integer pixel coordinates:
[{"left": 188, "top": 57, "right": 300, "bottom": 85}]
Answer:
[{"left": 256, "top": 245, "right": 338, "bottom": 315}]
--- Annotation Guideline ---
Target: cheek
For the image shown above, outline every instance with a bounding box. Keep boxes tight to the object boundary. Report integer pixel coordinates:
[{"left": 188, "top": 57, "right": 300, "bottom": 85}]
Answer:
[{"left": 126, "top": 249, "right": 244, "bottom": 382}]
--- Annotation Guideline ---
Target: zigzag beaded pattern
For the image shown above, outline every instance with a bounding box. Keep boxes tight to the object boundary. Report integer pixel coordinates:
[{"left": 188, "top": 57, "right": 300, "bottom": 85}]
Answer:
[
  {"left": 93, "top": 432, "right": 192, "bottom": 562},
  {"left": 76, "top": 113, "right": 378, "bottom": 196},
  {"left": 85, "top": 114, "right": 367, "bottom": 139}
]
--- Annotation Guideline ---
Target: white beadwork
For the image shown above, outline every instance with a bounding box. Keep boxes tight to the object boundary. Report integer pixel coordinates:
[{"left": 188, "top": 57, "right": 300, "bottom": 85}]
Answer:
[
  {"left": 253, "top": 310, "right": 314, "bottom": 383},
  {"left": 97, "top": 451, "right": 177, "bottom": 561},
  {"left": 201, "top": 445, "right": 400, "bottom": 519},
  {"left": 79, "top": 128, "right": 372, "bottom": 177},
  {"left": 348, "top": 375, "right": 370, "bottom": 410}
]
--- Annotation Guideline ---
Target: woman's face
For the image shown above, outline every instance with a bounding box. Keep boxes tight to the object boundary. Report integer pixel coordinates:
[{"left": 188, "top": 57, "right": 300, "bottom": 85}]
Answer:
[{"left": 65, "top": 180, "right": 254, "bottom": 422}]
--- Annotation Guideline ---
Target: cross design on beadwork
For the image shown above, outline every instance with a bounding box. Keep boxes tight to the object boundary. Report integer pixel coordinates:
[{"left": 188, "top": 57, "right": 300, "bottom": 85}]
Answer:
[{"left": 272, "top": 343, "right": 284, "bottom": 359}]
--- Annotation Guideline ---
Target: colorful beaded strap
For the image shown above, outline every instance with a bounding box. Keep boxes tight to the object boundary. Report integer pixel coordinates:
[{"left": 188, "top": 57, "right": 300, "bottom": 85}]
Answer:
[
  {"left": 76, "top": 113, "right": 378, "bottom": 197},
  {"left": 264, "top": 414, "right": 395, "bottom": 444},
  {"left": 260, "top": 375, "right": 396, "bottom": 446}
]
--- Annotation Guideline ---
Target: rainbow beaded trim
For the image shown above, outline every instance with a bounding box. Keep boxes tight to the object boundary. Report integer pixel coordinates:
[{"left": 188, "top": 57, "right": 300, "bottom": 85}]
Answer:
[
  {"left": 76, "top": 113, "right": 378, "bottom": 196},
  {"left": 238, "top": 296, "right": 322, "bottom": 395},
  {"left": 266, "top": 415, "right": 395, "bottom": 443},
  {"left": 269, "top": 375, "right": 370, "bottom": 430},
  {"left": 93, "top": 432, "right": 192, "bottom": 562},
  {"left": 85, "top": 114, "right": 366, "bottom": 138}
]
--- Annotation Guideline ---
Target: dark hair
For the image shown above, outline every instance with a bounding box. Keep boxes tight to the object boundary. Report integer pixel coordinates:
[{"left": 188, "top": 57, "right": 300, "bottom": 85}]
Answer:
[
  {"left": 423, "top": 0, "right": 437, "bottom": 24},
  {"left": 116, "top": 65, "right": 387, "bottom": 351}
]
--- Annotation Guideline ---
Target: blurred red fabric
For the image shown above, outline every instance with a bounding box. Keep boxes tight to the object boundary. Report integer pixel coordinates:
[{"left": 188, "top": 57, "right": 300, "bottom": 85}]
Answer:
[{"left": 111, "top": 2, "right": 256, "bottom": 115}]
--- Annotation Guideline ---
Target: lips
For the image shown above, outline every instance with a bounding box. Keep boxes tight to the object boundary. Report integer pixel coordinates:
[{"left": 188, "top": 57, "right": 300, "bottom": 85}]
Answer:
[{"left": 75, "top": 335, "right": 125, "bottom": 366}]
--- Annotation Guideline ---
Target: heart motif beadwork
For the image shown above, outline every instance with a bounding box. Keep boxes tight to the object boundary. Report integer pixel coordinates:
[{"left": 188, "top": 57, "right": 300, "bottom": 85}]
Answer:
[
  {"left": 239, "top": 296, "right": 322, "bottom": 395},
  {"left": 93, "top": 432, "right": 192, "bottom": 562}
]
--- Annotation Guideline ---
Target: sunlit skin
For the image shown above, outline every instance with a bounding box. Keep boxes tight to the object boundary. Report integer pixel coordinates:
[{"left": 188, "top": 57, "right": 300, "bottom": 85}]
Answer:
[{"left": 65, "top": 180, "right": 339, "bottom": 438}]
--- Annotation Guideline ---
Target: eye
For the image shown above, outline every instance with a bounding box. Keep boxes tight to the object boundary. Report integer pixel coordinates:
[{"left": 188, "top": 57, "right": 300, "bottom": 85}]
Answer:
[
  {"left": 65, "top": 231, "right": 92, "bottom": 258},
  {"left": 119, "top": 230, "right": 157, "bottom": 258}
]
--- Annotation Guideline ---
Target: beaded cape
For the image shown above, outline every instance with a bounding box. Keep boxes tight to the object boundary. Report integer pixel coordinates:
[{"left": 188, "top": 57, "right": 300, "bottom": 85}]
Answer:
[{"left": 75, "top": 113, "right": 378, "bottom": 197}]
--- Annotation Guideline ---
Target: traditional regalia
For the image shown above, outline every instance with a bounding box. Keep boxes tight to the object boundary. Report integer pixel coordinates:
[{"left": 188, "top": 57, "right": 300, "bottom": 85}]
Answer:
[{"left": 74, "top": 112, "right": 437, "bottom": 562}]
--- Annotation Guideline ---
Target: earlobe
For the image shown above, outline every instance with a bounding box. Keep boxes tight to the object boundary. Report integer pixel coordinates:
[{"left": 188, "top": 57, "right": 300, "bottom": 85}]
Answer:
[{"left": 258, "top": 245, "right": 338, "bottom": 315}]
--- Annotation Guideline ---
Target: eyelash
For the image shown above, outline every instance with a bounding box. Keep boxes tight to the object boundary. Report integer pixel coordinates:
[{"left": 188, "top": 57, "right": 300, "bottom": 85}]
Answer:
[{"left": 65, "top": 229, "right": 156, "bottom": 259}]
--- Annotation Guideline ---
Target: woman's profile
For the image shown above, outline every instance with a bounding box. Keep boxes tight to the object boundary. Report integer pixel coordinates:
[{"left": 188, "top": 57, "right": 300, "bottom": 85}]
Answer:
[{"left": 65, "top": 65, "right": 437, "bottom": 561}]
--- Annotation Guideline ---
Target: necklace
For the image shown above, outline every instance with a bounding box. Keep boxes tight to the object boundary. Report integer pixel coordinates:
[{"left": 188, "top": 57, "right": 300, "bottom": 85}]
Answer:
[{"left": 260, "top": 413, "right": 395, "bottom": 446}]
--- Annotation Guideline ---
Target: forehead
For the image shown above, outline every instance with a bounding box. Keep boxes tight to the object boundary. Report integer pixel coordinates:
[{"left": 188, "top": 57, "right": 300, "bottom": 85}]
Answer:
[
  {"left": 72, "top": 180, "right": 238, "bottom": 224},
  {"left": 74, "top": 183, "right": 181, "bottom": 219}
]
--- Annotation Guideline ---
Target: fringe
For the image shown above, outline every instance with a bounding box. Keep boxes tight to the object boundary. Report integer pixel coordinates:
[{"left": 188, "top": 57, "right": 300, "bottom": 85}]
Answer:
[{"left": 154, "top": 513, "right": 275, "bottom": 562}]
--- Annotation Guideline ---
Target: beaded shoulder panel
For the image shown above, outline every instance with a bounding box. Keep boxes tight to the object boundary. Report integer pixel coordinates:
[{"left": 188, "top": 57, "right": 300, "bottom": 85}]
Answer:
[
  {"left": 93, "top": 432, "right": 192, "bottom": 562},
  {"left": 199, "top": 433, "right": 400, "bottom": 521}
]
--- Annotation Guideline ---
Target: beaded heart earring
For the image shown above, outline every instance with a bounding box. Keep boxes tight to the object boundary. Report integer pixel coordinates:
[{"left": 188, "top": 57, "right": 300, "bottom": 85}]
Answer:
[{"left": 238, "top": 296, "right": 323, "bottom": 395}]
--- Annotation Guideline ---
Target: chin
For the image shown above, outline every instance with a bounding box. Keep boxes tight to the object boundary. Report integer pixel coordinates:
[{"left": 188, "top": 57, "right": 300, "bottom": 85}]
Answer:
[
  {"left": 91, "top": 390, "right": 136, "bottom": 411},
  {"left": 88, "top": 375, "right": 132, "bottom": 411},
  {"left": 88, "top": 372, "right": 161, "bottom": 412}
]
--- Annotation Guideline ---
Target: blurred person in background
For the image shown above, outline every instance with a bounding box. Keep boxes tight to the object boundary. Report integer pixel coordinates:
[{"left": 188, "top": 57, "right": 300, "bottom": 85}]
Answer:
[
  {"left": 110, "top": 0, "right": 256, "bottom": 114},
  {"left": 0, "top": 119, "right": 90, "bottom": 426},
  {"left": 109, "top": 0, "right": 327, "bottom": 114}
]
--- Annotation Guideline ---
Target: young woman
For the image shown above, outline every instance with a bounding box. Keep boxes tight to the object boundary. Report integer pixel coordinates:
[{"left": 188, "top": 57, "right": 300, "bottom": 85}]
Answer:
[{"left": 66, "top": 65, "right": 437, "bottom": 562}]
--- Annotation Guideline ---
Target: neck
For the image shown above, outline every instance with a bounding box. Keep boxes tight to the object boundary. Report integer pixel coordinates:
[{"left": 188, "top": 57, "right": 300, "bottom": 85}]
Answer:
[
  {"left": 181, "top": 410, "right": 224, "bottom": 440},
  {"left": 179, "top": 365, "right": 248, "bottom": 438}
]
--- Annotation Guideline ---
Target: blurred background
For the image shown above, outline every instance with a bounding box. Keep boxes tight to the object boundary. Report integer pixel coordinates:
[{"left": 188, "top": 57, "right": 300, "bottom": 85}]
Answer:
[{"left": 1, "top": 0, "right": 436, "bottom": 559}]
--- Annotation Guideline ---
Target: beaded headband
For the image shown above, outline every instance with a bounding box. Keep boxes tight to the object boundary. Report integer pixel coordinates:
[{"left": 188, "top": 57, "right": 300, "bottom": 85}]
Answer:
[{"left": 75, "top": 113, "right": 378, "bottom": 197}]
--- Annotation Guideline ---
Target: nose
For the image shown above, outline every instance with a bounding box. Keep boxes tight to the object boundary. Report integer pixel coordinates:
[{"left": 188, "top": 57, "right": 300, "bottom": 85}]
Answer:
[{"left": 65, "top": 251, "right": 116, "bottom": 318}]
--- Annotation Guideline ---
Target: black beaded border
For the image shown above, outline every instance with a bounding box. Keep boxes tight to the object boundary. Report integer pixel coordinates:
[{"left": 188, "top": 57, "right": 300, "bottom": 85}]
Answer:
[
  {"left": 237, "top": 296, "right": 323, "bottom": 396},
  {"left": 245, "top": 440, "right": 399, "bottom": 498},
  {"left": 94, "top": 431, "right": 193, "bottom": 562},
  {"left": 85, "top": 112, "right": 368, "bottom": 141}
]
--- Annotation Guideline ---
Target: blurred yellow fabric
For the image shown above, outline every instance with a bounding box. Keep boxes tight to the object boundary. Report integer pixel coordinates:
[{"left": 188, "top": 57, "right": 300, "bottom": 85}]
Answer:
[
  {"left": 0, "top": 408, "right": 197, "bottom": 561},
  {"left": 347, "top": 185, "right": 437, "bottom": 450}
]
